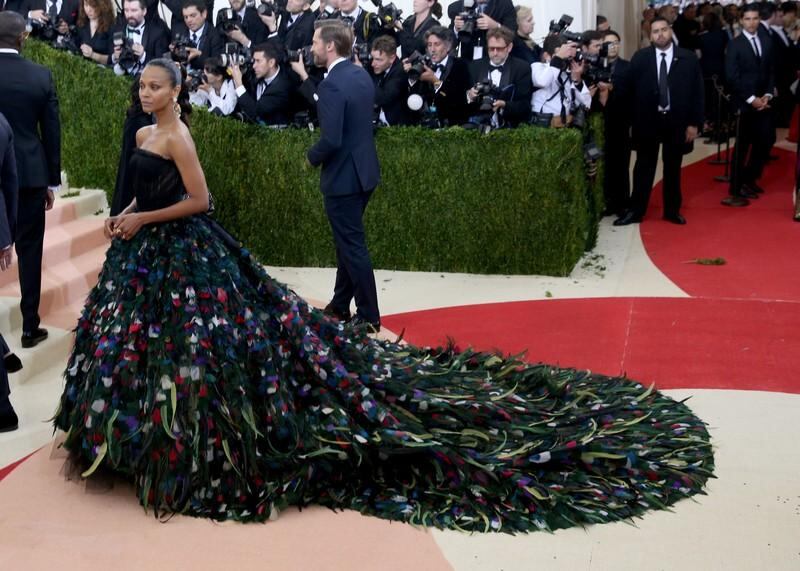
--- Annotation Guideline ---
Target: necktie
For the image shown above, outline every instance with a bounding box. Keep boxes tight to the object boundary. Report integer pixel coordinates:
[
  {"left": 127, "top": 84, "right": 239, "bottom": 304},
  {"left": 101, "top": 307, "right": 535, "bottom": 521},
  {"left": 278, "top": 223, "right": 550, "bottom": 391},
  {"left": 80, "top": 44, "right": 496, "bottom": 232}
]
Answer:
[
  {"left": 658, "top": 52, "right": 669, "bottom": 110},
  {"left": 191, "top": 32, "right": 198, "bottom": 47},
  {"left": 751, "top": 37, "right": 761, "bottom": 58},
  {"left": 48, "top": 0, "right": 58, "bottom": 21}
]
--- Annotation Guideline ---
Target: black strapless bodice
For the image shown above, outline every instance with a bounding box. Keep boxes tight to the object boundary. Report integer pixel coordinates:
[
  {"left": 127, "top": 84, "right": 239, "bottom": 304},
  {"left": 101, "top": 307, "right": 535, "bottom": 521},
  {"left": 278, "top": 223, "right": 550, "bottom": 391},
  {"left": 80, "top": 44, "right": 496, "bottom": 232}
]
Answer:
[{"left": 129, "top": 148, "right": 186, "bottom": 212}]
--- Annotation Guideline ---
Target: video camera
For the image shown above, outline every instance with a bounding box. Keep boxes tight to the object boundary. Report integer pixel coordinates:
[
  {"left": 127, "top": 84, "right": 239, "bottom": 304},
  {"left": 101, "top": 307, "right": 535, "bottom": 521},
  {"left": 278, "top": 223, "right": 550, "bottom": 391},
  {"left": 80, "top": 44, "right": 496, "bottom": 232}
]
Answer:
[
  {"left": 405, "top": 50, "right": 432, "bottom": 82},
  {"left": 370, "top": 0, "right": 402, "bottom": 28},
  {"left": 113, "top": 31, "right": 139, "bottom": 73},
  {"left": 287, "top": 45, "right": 314, "bottom": 68},
  {"left": 548, "top": 14, "right": 583, "bottom": 44},
  {"left": 216, "top": 8, "right": 243, "bottom": 32}
]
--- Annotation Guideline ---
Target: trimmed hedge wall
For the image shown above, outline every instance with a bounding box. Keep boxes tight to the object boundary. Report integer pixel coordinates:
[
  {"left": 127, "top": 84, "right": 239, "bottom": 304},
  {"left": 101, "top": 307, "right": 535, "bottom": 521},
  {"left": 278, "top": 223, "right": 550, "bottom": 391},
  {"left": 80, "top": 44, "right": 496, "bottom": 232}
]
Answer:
[{"left": 27, "top": 40, "right": 603, "bottom": 276}]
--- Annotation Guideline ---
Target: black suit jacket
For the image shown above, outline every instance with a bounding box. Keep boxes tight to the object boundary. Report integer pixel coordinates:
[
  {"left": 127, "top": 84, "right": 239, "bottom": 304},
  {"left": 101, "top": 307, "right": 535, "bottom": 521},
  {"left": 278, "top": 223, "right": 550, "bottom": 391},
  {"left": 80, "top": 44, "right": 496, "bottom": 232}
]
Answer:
[
  {"left": 0, "top": 113, "right": 18, "bottom": 250},
  {"left": 725, "top": 33, "right": 775, "bottom": 112},
  {"left": 163, "top": 0, "right": 213, "bottom": 30},
  {"left": 411, "top": 55, "right": 472, "bottom": 126},
  {"left": 397, "top": 14, "right": 439, "bottom": 58},
  {"left": 307, "top": 60, "right": 380, "bottom": 196},
  {"left": 2, "top": 0, "right": 26, "bottom": 13},
  {"left": 510, "top": 35, "right": 541, "bottom": 65},
  {"left": 237, "top": 67, "right": 293, "bottom": 125},
  {"left": 0, "top": 52, "right": 61, "bottom": 189},
  {"left": 275, "top": 9, "right": 315, "bottom": 51},
  {"left": 20, "top": 0, "right": 79, "bottom": 26},
  {"left": 447, "top": 0, "right": 517, "bottom": 61},
  {"left": 625, "top": 45, "right": 704, "bottom": 148},
  {"left": 370, "top": 58, "right": 411, "bottom": 126},
  {"left": 216, "top": 7, "right": 268, "bottom": 48},
  {"left": 173, "top": 23, "right": 224, "bottom": 70},
  {"left": 76, "top": 24, "right": 111, "bottom": 55},
  {"left": 468, "top": 55, "right": 532, "bottom": 126}
]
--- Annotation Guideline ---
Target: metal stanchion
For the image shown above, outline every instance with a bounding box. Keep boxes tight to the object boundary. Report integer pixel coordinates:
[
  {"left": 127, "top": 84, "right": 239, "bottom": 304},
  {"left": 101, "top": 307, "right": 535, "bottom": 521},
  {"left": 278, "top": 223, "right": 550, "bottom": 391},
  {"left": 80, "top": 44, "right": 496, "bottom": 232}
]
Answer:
[{"left": 721, "top": 109, "right": 749, "bottom": 207}]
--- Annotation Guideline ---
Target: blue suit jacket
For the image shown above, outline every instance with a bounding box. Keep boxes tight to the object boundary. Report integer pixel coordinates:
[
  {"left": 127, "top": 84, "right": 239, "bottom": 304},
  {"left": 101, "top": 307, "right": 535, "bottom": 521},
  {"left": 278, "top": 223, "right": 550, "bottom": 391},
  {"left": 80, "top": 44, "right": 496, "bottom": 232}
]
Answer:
[
  {"left": 307, "top": 60, "right": 380, "bottom": 197},
  {"left": 0, "top": 113, "right": 18, "bottom": 251}
]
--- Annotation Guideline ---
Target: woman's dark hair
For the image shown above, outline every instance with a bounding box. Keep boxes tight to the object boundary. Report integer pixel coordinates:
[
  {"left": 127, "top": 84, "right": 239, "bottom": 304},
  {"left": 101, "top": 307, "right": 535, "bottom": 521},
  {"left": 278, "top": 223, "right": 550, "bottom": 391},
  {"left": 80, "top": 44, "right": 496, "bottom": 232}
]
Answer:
[
  {"left": 143, "top": 58, "right": 192, "bottom": 127},
  {"left": 203, "top": 56, "right": 228, "bottom": 78},
  {"left": 126, "top": 77, "right": 143, "bottom": 118},
  {"left": 77, "top": 0, "right": 115, "bottom": 33},
  {"left": 430, "top": 0, "right": 442, "bottom": 20}
]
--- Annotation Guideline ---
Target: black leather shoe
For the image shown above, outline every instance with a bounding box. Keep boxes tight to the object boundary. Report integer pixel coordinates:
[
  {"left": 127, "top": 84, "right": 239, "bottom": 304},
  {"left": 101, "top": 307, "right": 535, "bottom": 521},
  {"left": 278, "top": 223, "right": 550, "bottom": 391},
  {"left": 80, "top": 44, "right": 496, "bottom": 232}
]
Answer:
[
  {"left": 663, "top": 214, "right": 687, "bottom": 225},
  {"left": 3, "top": 353, "right": 22, "bottom": 373},
  {"left": 323, "top": 303, "right": 351, "bottom": 322},
  {"left": 0, "top": 407, "right": 18, "bottom": 433},
  {"left": 613, "top": 211, "right": 642, "bottom": 226},
  {"left": 21, "top": 327, "right": 48, "bottom": 349},
  {"left": 739, "top": 188, "right": 759, "bottom": 199},
  {"left": 721, "top": 196, "right": 750, "bottom": 207},
  {"left": 743, "top": 182, "right": 765, "bottom": 194},
  {"left": 349, "top": 316, "right": 381, "bottom": 334}
]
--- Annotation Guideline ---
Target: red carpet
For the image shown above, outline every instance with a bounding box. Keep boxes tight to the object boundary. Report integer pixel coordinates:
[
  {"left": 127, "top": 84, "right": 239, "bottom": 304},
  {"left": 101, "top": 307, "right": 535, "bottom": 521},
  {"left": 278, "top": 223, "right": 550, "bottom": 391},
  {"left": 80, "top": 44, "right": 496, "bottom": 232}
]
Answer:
[
  {"left": 384, "top": 147, "right": 800, "bottom": 396},
  {"left": 0, "top": 450, "right": 39, "bottom": 483},
  {"left": 644, "top": 147, "right": 799, "bottom": 301}
]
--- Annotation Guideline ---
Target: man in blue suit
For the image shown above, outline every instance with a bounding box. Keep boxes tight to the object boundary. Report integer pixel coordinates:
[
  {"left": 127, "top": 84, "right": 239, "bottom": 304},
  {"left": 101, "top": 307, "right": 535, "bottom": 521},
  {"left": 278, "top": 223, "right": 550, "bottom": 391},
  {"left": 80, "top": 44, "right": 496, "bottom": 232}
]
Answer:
[
  {"left": 307, "top": 19, "right": 382, "bottom": 332},
  {"left": 0, "top": 111, "right": 23, "bottom": 433}
]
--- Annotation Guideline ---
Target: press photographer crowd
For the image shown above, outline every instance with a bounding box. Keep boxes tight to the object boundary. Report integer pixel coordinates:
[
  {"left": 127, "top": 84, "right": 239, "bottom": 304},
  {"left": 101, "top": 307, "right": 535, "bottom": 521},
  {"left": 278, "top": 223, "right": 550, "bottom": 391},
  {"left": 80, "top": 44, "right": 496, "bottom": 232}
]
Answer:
[{"left": 4, "top": 0, "right": 800, "bottom": 223}]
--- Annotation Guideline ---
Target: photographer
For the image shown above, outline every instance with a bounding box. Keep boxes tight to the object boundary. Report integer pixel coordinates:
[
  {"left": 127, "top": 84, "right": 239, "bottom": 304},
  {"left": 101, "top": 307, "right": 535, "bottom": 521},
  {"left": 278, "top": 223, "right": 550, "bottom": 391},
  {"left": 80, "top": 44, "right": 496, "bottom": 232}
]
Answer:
[
  {"left": 367, "top": 35, "right": 410, "bottom": 125},
  {"left": 580, "top": 30, "right": 612, "bottom": 109},
  {"left": 109, "top": 0, "right": 169, "bottom": 75},
  {"left": 395, "top": 0, "right": 441, "bottom": 58},
  {"left": 189, "top": 56, "right": 238, "bottom": 116},
  {"left": 216, "top": 0, "right": 269, "bottom": 50},
  {"left": 76, "top": 0, "right": 114, "bottom": 64},
  {"left": 171, "top": 0, "right": 224, "bottom": 71},
  {"left": 403, "top": 25, "right": 470, "bottom": 126},
  {"left": 531, "top": 34, "right": 591, "bottom": 127},
  {"left": 23, "top": 0, "right": 79, "bottom": 37},
  {"left": 261, "top": 0, "right": 315, "bottom": 51},
  {"left": 466, "top": 26, "right": 531, "bottom": 127},
  {"left": 162, "top": 0, "right": 213, "bottom": 35},
  {"left": 232, "top": 42, "right": 292, "bottom": 125},
  {"left": 333, "top": 0, "right": 383, "bottom": 46},
  {"left": 447, "top": 0, "right": 516, "bottom": 61}
]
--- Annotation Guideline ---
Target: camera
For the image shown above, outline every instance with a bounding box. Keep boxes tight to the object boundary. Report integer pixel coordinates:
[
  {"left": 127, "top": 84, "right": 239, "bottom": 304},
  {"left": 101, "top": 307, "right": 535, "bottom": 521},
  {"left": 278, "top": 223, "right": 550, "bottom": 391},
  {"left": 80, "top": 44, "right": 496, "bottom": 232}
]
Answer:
[
  {"left": 583, "top": 42, "right": 613, "bottom": 86},
  {"left": 407, "top": 94, "right": 441, "bottom": 129},
  {"left": 548, "top": 14, "right": 583, "bottom": 44},
  {"left": 457, "top": 0, "right": 480, "bottom": 40},
  {"left": 113, "top": 31, "right": 139, "bottom": 73},
  {"left": 316, "top": 4, "right": 336, "bottom": 20},
  {"left": 257, "top": 0, "right": 286, "bottom": 17},
  {"left": 171, "top": 32, "right": 193, "bottom": 65},
  {"left": 216, "top": 8, "right": 242, "bottom": 32},
  {"left": 52, "top": 25, "right": 81, "bottom": 55},
  {"left": 291, "top": 110, "right": 317, "bottom": 131},
  {"left": 354, "top": 42, "right": 372, "bottom": 65},
  {"left": 26, "top": 17, "right": 59, "bottom": 41},
  {"left": 405, "top": 50, "right": 432, "bottom": 81},
  {"left": 287, "top": 46, "right": 314, "bottom": 68},
  {"left": 370, "top": 0, "right": 402, "bottom": 28},
  {"left": 219, "top": 41, "right": 252, "bottom": 68},
  {"left": 473, "top": 81, "right": 501, "bottom": 114},
  {"left": 187, "top": 69, "right": 206, "bottom": 91}
]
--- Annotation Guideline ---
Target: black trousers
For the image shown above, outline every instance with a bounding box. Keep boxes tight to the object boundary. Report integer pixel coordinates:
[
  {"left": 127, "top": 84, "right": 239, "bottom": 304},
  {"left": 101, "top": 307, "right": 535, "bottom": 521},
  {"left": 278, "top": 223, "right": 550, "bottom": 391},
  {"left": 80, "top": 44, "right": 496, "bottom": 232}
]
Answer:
[
  {"left": 0, "top": 333, "right": 10, "bottom": 408},
  {"left": 730, "top": 109, "right": 773, "bottom": 196},
  {"left": 631, "top": 114, "right": 685, "bottom": 219},
  {"left": 324, "top": 190, "right": 380, "bottom": 323},
  {"left": 15, "top": 187, "right": 47, "bottom": 333},
  {"left": 603, "top": 122, "right": 632, "bottom": 215}
]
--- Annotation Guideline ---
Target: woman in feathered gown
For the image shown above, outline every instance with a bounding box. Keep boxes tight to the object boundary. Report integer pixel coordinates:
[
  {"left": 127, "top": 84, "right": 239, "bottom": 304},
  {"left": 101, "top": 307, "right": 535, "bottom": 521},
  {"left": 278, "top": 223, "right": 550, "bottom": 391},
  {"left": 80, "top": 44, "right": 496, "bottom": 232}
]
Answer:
[{"left": 54, "top": 59, "right": 714, "bottom": 533}]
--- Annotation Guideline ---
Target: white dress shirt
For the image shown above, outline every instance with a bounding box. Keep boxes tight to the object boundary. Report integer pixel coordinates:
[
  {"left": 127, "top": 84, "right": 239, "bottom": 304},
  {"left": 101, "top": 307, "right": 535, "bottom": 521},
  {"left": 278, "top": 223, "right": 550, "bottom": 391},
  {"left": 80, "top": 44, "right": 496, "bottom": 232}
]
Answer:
[
  {"left": 531, "top": 61, "right": 591, "bottom": 115},
  {"left": 191, "top": 79, "right": 238, "bottom": 116}
]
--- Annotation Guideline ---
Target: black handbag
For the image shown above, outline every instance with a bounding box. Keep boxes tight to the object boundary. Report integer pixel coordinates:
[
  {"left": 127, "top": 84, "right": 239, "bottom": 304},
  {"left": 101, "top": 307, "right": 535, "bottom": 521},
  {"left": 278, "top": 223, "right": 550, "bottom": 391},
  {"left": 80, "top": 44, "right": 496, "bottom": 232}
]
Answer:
[{"left": 530, "top": 112, "right": 554, "bottom": 128}]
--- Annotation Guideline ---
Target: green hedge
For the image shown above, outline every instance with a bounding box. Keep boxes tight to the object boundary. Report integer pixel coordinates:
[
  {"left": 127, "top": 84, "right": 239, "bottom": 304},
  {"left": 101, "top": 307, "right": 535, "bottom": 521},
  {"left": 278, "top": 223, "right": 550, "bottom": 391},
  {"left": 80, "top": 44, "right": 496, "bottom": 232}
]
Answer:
[{"left": 27, "top": 41, "right": 603, "bottom": 276}]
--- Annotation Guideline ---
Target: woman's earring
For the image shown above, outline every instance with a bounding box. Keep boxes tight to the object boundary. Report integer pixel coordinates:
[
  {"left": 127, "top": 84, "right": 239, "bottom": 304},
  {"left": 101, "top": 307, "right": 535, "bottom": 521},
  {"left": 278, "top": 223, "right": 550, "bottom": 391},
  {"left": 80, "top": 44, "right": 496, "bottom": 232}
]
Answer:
[{"left": 173, "top": 99, "right": 181, "bottom": 118}]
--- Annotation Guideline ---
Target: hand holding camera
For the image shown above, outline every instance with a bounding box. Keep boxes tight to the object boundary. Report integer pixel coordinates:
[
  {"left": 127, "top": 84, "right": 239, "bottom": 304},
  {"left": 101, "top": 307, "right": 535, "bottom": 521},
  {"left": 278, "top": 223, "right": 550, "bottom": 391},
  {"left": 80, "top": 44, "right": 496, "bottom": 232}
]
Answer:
[{"left": 476, "top": 13, "right": 498, "bottom": 31}]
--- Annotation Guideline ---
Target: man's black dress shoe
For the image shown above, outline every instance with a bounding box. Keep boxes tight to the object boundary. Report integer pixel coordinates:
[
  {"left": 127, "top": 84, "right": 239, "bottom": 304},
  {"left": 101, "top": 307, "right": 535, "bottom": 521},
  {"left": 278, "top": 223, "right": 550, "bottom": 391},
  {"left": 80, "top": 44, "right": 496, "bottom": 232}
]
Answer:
[
  {"left": 0, "top": 407, "right": 18, "bottom": 433},
  {"left": 663, "top": 214, "right": 687, "bottom": 225},
  {"left": 323, "top": 304, "right": 351, "bottom": 322},
  {"left": 721, "top": 196, "right": 750, "bottom": 207},
  {"left": 3, "top": 353, "right": 22, "bottom": 373},
  {"left": 349, "top": 316, "right": 381, "bottom": 334},
  {"left": 743, "top": 182, "right": 765, "bottom": 194},
  {"left": 739, "top": 188, "right": 759, "bottom": 199},
  {"left": 21, "top": 327, "right": 48, "bottom": 349},
  {"left": 613, "top": 212, "right": 642, "bottom": 226}
]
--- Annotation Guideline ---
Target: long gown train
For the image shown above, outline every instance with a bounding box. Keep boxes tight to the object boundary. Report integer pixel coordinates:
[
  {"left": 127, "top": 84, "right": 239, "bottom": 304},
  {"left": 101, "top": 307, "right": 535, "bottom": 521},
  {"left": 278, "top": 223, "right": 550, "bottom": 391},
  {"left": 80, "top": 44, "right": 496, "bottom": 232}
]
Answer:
[{"left": 54, "top": 149, "right": 714, "bottom": 533}]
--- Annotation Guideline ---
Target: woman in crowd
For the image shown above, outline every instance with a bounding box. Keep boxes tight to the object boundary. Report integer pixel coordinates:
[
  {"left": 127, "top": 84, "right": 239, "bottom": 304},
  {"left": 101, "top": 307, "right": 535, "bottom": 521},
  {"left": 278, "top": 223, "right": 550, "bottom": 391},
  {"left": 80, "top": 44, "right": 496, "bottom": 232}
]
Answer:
[
  {"left": 395, "top": 0, "right": 440, "bottom": 57},
  {"left": 189, "top": 57, "right": 238, "bottom": 117},
  {"left": 510, "top": 5, "right": 541, "bottom": 64},
  {"left": 76, "top": 0, "right": 114, "bottom": 64}
]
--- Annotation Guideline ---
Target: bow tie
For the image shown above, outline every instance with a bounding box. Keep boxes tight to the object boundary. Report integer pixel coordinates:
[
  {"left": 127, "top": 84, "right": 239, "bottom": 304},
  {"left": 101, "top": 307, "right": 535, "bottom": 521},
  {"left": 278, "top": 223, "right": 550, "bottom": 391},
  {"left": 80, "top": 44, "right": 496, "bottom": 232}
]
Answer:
[
  {"left": 433, "top": 63, "right": 444, "bottom": 73},
  {"left": 341, "top": 15, "right": 355, "bottom": 25},
  {"left": 490, "top": 64, "right": 503, "bottom": 72},
  {"left": 127, "top": 27, "right": 142, "bottom": 35}
]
